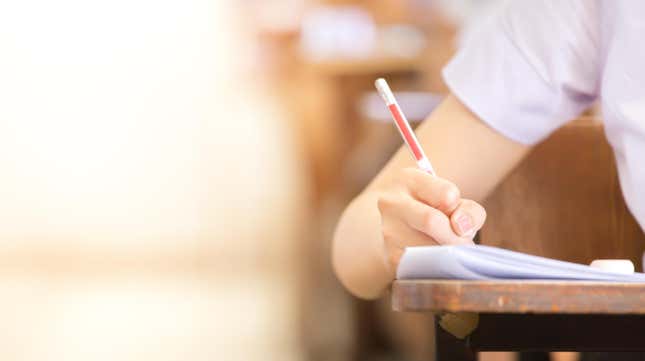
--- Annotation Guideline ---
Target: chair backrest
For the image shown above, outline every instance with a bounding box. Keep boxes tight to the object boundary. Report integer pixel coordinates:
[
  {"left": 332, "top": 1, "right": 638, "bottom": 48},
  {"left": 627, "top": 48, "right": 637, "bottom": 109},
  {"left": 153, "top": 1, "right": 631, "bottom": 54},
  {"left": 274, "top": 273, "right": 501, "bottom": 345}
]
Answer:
[{"left": 480, "top": 118, "right": 645, "bottom": 269}]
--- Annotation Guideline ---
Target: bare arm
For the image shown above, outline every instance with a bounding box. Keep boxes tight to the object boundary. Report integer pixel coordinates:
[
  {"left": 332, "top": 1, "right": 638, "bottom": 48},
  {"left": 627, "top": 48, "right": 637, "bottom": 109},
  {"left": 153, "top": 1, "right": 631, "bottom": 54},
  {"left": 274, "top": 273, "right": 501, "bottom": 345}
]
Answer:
[{"left": 332, "top": 94, "right": 531, "bottom": 299}]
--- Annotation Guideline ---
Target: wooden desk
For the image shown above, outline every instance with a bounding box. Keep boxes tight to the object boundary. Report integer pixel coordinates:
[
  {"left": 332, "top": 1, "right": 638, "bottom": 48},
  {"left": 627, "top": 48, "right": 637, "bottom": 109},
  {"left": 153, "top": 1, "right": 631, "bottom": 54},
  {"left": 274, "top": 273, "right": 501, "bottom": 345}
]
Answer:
[{"left": 392, "top": 280, "right": 645, "bottom": 360}]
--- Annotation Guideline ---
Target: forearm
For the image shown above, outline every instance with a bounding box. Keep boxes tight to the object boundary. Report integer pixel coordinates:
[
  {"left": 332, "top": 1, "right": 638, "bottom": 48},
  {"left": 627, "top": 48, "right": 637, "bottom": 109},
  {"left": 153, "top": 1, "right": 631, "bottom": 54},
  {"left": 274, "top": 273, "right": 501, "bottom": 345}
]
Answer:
[
  {"left": 332, "top": 191, "right": 392, "bottom": 299},
  {"left": 371, "top": 95, "right": 530, "bottom": 202}
]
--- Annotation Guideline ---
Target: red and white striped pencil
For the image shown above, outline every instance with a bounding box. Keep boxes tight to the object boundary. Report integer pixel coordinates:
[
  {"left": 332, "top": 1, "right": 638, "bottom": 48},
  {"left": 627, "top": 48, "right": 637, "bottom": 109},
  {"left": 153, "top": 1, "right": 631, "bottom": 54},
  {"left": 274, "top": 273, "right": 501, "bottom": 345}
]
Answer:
[{"left": 375, "top": 78, "right": 436, "bottom": 175}]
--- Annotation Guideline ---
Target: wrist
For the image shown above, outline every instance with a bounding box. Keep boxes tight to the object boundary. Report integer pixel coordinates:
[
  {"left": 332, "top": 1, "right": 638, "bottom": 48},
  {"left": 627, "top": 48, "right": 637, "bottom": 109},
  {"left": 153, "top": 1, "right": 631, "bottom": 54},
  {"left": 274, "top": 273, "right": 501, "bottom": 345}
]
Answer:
[{"left": 361, "top": 191, "right": 398, "bottom": 291}]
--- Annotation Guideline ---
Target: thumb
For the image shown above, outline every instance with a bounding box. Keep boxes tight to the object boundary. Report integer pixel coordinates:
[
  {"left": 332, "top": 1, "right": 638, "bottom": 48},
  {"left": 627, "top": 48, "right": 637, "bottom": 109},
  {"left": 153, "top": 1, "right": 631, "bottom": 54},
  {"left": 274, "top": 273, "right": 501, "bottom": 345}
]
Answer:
[{"left": 450, "top": 199, "right": 487, "bottom": 238}]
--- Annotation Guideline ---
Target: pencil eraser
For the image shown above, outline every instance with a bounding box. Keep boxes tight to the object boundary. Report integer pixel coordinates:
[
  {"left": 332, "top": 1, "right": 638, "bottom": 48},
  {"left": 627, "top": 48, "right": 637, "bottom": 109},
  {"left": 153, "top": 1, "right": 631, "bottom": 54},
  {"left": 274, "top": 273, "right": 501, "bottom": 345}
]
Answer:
[{"left": 589, "top": 259, "right": 634, "bottom": 274}]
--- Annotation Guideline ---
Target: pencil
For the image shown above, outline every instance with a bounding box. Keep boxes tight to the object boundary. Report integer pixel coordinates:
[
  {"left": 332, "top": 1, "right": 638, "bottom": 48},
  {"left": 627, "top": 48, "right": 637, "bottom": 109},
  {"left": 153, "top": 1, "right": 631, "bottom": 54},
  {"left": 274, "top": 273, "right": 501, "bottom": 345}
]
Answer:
[{"left": 375, "top": 78, "right": 436, "bottom": 175}]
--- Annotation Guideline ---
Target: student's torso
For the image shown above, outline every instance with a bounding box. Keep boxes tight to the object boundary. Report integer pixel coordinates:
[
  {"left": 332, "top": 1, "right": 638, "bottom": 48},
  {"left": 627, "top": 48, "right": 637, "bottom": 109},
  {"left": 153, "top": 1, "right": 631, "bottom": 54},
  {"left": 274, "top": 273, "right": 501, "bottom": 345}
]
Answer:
[{"left": 599, "top": 0, "right": 645, "bottom": 232}]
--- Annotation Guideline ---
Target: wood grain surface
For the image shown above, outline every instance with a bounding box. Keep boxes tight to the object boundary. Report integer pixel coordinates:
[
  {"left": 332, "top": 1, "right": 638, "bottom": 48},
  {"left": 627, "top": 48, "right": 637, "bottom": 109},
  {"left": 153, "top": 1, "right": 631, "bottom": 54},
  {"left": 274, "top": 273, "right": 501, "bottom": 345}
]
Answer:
[
  {"left": 480, "top": 118, "right": 645, "bottom": 269},
  {"left": 392, "top": 280, "right": 645, "bottom": 314}
]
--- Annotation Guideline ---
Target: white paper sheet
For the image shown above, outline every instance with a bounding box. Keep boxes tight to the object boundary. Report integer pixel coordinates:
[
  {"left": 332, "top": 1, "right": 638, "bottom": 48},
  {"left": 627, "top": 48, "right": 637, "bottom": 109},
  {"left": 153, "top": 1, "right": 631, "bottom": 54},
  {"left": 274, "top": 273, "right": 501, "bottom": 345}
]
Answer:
[{"left": 397, "top": 245, "right": 645, "bottom": 282}]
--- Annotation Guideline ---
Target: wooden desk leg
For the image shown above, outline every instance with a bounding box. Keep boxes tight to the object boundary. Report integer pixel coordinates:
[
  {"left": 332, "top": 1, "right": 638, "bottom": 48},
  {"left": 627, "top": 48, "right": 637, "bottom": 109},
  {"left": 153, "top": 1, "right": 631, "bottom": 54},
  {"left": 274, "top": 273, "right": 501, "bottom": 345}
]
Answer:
[{"left": 434, "top": 315, "right": 476, "bottom": 361}]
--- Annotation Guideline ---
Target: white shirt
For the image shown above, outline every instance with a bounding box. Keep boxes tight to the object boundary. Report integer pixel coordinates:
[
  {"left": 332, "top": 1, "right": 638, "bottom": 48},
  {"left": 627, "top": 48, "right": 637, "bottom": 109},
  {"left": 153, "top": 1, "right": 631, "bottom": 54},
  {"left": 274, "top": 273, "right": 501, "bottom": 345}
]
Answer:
[{"left": 443, "top": 0, "right": 645, "bottom": 232}]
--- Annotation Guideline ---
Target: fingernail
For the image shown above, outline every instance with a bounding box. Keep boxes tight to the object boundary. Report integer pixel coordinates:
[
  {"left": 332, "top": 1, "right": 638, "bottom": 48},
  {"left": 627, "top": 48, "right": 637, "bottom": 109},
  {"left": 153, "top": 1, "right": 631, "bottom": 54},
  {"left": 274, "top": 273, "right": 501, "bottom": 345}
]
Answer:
[{"left": 455, "top": 213, "right": 474, "bottom": 236}]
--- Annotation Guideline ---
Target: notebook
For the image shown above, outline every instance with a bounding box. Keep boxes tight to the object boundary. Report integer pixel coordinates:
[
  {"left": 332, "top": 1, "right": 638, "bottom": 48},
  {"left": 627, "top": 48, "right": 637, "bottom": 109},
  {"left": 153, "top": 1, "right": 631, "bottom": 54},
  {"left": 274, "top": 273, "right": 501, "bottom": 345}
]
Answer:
[{"left": 397, "top": 245, "right": 645, "bottom": 282}]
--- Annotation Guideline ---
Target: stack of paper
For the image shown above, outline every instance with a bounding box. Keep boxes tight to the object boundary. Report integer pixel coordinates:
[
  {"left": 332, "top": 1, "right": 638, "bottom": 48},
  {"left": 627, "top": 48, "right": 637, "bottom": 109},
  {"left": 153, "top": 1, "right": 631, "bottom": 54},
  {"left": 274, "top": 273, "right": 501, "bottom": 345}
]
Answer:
[{"left": 397, "top": 245, "right": 645, "bottom": 282}]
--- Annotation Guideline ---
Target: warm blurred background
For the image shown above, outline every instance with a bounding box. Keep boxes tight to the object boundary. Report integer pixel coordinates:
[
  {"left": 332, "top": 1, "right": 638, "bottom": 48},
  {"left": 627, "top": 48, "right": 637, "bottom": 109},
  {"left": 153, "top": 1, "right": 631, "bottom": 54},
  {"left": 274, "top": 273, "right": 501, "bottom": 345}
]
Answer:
[{"left": 0, "top": 0, "right": 520, "bottom": 360}]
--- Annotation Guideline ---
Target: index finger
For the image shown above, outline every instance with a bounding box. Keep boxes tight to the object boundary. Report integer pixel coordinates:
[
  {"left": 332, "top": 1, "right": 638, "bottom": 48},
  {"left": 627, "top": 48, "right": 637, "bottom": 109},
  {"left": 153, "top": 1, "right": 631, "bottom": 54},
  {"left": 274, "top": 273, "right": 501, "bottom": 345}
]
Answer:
[{"left": 402, "top": 168, "right": 461, "bottom": 215}]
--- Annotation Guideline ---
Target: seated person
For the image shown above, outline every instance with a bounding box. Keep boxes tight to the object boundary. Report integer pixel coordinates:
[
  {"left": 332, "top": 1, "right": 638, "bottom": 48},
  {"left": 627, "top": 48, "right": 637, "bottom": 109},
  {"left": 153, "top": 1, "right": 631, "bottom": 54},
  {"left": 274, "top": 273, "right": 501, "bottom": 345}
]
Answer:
[{"left": 332, "top": 0, "right": 645, "bottom": 299}]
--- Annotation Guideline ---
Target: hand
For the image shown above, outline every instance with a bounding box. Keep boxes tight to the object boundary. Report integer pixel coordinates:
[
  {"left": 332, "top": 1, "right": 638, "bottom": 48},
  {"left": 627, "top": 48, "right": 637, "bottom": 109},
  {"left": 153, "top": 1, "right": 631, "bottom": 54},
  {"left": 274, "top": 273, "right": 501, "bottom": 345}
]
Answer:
[{"left": 376, "top": 167, "right": 487, "bottom": 276}]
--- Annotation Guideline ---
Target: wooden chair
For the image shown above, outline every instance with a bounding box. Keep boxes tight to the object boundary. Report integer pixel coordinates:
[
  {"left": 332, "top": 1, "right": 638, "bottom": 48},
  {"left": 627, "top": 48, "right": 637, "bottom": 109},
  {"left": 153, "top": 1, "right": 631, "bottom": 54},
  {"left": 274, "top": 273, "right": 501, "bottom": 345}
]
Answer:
[{"left": 480, "top": 117, "right": 644, "bottom": 268}]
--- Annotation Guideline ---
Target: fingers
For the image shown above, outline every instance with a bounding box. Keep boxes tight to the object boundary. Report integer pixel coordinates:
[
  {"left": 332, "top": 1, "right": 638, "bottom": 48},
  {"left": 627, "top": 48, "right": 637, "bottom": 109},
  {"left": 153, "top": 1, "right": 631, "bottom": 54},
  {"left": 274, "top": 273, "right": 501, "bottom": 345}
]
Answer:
[
  {"left": 401, "top": 168, "right": 461, "bottom": 214},
  {"left": 381, "top": 219, "right": 439, "bottom": 274},
  {"left": 382, "top": 218, "right": 439, "bottom": 247},
  {"left": 450, "top": 199, "right": 487, "bottom": 238},
  {"left": 379, "top": 195, "right": 473, "bottom": 246},
  {"left": 378, "top": 196, "right": 440, "bottom": 273},
  {"left": 399, "top": 168, "right": 487, "bottom": 239},
  {"left": 375, "top": 168, "right": 486, "bottom": 274}
]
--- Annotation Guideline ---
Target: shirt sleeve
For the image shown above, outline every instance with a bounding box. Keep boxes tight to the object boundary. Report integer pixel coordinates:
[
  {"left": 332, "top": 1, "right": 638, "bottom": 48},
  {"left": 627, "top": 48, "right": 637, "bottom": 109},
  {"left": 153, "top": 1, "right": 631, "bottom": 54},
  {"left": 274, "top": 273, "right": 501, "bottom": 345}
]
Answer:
[{"left": 442, "top": 0, "right": 601, "bottom": 145}]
